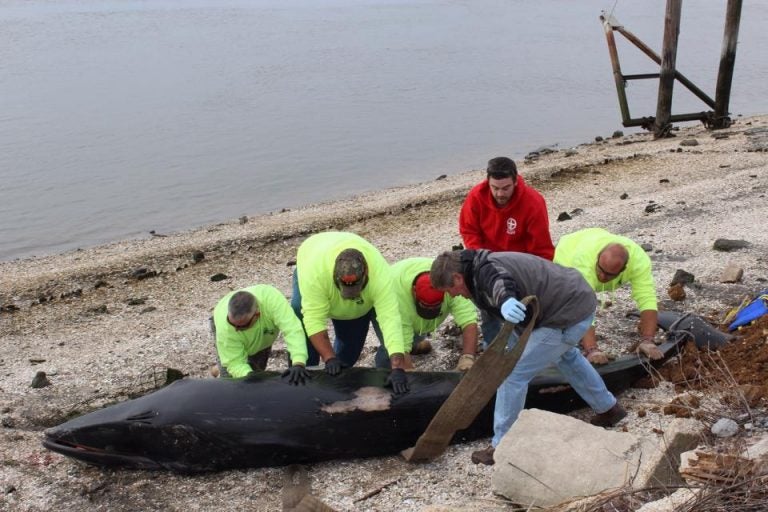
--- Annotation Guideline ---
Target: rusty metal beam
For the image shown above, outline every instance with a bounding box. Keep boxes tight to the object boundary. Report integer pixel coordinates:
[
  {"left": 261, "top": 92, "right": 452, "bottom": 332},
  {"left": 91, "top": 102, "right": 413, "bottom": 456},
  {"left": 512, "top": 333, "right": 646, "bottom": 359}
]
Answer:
[
  {"left": 600, "top": 13, "right": 632, "bottom": 125},
  {"left": 713, "top": 0, "right": 743, "bottom": 128},
  {"left": 611, "top": 24, "right": 716, "bottom": 109}
]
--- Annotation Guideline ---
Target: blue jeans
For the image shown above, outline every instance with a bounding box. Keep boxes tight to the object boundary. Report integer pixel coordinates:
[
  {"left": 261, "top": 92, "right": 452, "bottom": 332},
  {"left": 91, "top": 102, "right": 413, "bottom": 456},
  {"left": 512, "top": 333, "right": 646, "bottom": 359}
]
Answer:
[
  {"left": 372, "top": 318, "right": 424, "bottom": 368},
  {"left": 491, "top": 313, "right": 616, "bottom": 447},
  {"left": 291, "top": 269, "right": 374, "bottom": 367},
  {"left": 480, "top": 309, "right": 501, "bottom": 349}
]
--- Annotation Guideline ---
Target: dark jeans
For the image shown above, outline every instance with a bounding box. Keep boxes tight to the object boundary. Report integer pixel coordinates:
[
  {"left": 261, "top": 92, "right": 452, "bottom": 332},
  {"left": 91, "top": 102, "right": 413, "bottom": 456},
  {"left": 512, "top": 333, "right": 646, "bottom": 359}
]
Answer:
[
  {"left": 480, "top": 309, "right": 501, "bottom": 349},
  {"left": 210, "top": 317, "right": 272, "bottom": 377},
  {"left": 372, "top": 319, "right": 424, "bottom": 368},
  {"left": 291, "top": 269, "right": 374, "bottom": 367}
]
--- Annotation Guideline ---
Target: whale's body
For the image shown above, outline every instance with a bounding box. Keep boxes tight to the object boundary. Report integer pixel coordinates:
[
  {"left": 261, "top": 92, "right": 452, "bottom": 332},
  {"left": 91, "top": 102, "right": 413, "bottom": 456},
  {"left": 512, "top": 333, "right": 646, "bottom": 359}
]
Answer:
[{"left": 43, "top": 339, "right": 684, "bottom": 472}]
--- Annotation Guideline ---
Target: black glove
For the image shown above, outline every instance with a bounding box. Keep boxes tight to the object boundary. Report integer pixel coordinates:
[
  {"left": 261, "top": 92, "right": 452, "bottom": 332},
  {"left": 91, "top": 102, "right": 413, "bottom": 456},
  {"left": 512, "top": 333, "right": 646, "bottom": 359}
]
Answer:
[
  {"left": 324, "top": 357, "right": 345, "bottom": 376},
  {"left": 281, "top": 364, "right": 310, "bottom": 386},
  {"left": 385, "top": 368, "right": 409, "bottom": 395}
]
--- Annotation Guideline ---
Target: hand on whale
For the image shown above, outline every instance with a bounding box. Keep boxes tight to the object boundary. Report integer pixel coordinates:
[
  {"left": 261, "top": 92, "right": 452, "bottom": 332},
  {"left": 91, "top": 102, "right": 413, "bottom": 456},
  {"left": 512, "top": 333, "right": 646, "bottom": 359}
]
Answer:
[
  {"left": 386, "top": 368, "right": 409, "bottom": 395},
  {"left": 324, "top": 357, "right": 345, "bottom": 376},
  {"left": 282, "top": 364, "right": 311, "bottom": 386}
]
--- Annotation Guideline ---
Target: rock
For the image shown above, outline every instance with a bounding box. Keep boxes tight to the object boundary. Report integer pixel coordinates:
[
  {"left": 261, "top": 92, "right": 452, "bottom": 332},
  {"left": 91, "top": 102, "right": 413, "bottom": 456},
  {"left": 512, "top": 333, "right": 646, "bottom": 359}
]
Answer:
[
  {"left": 140, "top": 306, "right": 157, "bottom": 314},
  {"left": 556, "top": 212, "right": 572, "bottom": 221},
  {"left": 637, "top": 488, "right": 700, "bottom": 512},
  {"left": 130, "top": 267, "right": 158, "bottom": 280},
  {"left": 192, "top": 250, "right": 205, "bottom": 263},
  {"left": 126, "top": 297, "right": 146, "bottom": 306},
  {"left": 641, "top": 243, "right": 653, "bottom": 252},
  {"left": 711, "top": 418, "right": 739, "bottom": 437},
  {"left": 612, "top": 130, "right": 624, "bottom": 138},
  {"left": 30, "top": 371, "right": 51, "bottom": 389},
  {"left": 670, "top": 269, "right": 695, "bottom": 286},
  {"left": 659, "top": 178, "right": 670, "bottom": 183},
  {"left": 595, "top": 136, "right": 604, "bottom": 142},
  {"left": 620, "top": 192, "right": 629, "bottom": 200},
  {"left": 679, "top": 139, "right": 699, "bottom": 147},
  {"left": 492, "top": 410, "right": 700, "bottom": 507},
  {"left": 239, "top": 216, "right": 248, "bottom": 224},
  {"left": 713, "top": 238, "right": 750, "bottom": 251},
  {"left": 435, "top": 174, "right": 447, "bottom": 180},
  {"left": 667, "top": 283, "right": 687, "bottom": 301},
  {"left": 645, "top": 203, "right": 662, "bottom": 214},
  {"left": 720, "top": 263, "right": 744, "bottom": 283},
  {"left": 210, "top": 273, "right": 229, "bottom": 282}
]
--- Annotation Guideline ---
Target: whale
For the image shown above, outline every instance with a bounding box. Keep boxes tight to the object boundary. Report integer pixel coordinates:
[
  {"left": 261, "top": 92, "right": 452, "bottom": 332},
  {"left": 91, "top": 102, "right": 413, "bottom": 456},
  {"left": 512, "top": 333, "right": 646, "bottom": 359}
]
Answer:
[{"left": 42, "top": 339, "right": 684, "bottom": 472}]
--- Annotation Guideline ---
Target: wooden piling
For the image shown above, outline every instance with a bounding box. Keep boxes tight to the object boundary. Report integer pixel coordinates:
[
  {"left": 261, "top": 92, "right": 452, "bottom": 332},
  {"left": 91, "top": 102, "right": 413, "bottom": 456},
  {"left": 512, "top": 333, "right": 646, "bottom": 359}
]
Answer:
[{"left": 654, "top": 0, "right": 683, "bottom": 139}]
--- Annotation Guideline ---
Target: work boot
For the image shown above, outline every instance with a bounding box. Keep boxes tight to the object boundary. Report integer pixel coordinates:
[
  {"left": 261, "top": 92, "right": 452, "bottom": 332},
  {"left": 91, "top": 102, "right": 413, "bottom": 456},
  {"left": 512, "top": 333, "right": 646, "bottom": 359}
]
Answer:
[
  {"left": 411, "top": 340, "right": 433, "bottom": 355},
  {"left": 470, "top": 445, "right": 495, "bottom": 466},
  {"left": 590, "top": 403, "right": 627, "bottom": 427}
]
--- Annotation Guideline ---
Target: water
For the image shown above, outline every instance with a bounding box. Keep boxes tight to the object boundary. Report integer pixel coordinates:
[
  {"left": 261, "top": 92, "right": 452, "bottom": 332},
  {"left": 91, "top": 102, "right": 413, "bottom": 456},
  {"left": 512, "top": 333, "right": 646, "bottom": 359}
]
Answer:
[{"left": 1, "top": 0, "right": 766, "bottom": 261}]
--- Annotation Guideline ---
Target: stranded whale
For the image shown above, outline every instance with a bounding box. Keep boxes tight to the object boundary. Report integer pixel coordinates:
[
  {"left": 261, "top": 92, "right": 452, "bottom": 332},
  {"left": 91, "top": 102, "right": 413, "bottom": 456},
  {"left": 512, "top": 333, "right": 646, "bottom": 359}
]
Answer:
[{"left": 43, "top": 337, "right": 683, "bottom": 473}]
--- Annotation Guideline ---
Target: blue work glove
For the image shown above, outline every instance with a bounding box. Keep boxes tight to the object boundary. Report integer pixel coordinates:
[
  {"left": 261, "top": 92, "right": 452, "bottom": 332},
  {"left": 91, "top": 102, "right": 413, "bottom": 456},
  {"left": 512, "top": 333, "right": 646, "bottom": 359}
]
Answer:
[
  {"left": 281, "top": 364, "right": 310, "bottom": 386},
  {"left": 385, "top": 368, "right": 409, "bottom": 395},
  {"left": 501, "top": 298, "right": 526, "bottom": 323},
  {"left": 324, "top": 357, "right": 345, "bottom": 376}
]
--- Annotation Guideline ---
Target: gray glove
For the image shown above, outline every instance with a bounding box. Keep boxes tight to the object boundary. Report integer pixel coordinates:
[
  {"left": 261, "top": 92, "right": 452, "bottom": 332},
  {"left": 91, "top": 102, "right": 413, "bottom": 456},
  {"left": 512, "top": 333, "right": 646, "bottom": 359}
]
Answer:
[
  {"left": 282, "top": 364, "right": 310, "bottom": 386},
  {"left": 324, "top": 357, "right": 345, "bottom": 376},
  {"left": 385, "top": 368, "right": 409, "bottom": 395}
]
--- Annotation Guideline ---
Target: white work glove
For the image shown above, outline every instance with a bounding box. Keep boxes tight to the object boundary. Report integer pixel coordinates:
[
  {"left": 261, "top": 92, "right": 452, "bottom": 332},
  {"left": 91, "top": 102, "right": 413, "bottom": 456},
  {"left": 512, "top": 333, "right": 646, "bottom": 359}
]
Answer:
[
  {"left": 455, "top": 354, "right": 476, "bottom": 372},
  {"left": 500, "top": 298, "right": 526, "bottom": 323},
  {"left": 585, "top": 348, "right": 609, "bottom": 365}
]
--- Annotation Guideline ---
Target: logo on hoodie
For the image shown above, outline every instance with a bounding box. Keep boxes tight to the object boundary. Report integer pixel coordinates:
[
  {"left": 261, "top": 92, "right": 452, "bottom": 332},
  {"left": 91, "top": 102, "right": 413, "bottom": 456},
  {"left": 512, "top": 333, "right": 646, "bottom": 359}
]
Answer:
[{"left": 506, "top": 217, "right": 517, "bottom": 235}]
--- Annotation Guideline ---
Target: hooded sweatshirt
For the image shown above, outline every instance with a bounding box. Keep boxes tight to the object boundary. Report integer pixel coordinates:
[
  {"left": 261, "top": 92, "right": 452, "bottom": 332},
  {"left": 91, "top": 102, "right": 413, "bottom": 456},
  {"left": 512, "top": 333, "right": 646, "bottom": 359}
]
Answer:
[
  {"left": 461, "top": 249, "right": 596, "bottom": 329},
  {"left": 459, "top": 175, "right": 554, "bottom": 260}
]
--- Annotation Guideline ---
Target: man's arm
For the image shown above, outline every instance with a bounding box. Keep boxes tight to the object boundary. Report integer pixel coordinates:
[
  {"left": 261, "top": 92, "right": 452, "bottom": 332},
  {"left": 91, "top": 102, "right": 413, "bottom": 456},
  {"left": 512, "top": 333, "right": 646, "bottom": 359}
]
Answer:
[
  {"left": 458, "top": 196, "right": 485, "bottom": 249},
  {"left": 638, "top": 309, "right": 659, "bottom": 340},
  {"left": 308, "top": 331, "right": 335, "bottom": 362},
  {"left": 460, "top": 323, "right": 479, "bottom": 355}
]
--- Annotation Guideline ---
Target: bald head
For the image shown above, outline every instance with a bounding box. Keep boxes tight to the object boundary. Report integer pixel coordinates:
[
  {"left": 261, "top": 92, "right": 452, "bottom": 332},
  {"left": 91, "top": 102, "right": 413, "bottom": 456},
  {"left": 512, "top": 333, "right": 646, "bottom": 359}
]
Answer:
[{"left": 596, "top": 243, "right": 629, "bottom": 282}]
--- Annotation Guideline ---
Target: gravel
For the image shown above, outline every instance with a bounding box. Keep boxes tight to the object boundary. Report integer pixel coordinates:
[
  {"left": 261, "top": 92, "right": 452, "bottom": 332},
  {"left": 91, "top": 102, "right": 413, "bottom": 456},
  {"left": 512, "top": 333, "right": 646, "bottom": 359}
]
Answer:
[{"left": 1, "top": 115, "right": 767, "bottom": 511}]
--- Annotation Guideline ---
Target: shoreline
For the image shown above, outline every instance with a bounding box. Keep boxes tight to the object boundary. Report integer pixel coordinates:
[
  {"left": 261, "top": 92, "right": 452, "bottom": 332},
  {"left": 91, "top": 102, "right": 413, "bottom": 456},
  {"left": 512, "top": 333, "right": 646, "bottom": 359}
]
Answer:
[{"left": 2, "top": 114, "right": 768, "bottom": 511}]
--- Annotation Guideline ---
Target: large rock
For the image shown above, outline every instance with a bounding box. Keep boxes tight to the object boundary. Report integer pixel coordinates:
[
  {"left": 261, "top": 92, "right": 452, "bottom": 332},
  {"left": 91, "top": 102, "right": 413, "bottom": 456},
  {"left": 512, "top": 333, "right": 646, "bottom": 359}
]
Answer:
[{"left": 491, "top": 409, "right": 700, "bottom": 508}]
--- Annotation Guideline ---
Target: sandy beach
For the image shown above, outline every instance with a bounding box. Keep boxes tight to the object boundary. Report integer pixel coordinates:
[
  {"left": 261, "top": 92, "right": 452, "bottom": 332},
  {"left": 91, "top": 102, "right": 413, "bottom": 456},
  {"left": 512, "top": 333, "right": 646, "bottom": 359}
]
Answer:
[{"left": 2, "top": 114, "right": 768, "bottom": 511}]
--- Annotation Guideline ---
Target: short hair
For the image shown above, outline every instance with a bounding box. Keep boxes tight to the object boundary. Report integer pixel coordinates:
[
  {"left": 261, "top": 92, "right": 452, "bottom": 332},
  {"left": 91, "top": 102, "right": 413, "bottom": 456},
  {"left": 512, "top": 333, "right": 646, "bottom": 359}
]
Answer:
[
  {"left": 486, "top": 156, "right": 518, "bottom": 180},
  {"left": 430, "top": 251, "right": 462, "bottom": 289},
  {"left": 228, "top": 291, "right": 258, "bottom": 321}
]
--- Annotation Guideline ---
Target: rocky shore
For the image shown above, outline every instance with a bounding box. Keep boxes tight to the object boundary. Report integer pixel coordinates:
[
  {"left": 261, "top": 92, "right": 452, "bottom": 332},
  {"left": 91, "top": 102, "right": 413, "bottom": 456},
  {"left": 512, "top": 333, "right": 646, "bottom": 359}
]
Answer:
[{"left": 1, "top": 115, "right": 768, "bottom": 511}]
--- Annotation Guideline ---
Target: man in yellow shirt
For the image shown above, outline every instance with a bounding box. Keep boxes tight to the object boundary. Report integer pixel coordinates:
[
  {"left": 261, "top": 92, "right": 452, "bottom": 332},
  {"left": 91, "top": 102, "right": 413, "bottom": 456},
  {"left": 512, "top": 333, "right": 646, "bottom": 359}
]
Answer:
[
  {"left": 554, "top": 228, "right": 661, "bottom": 364},
  {"left": 212, "top": 285, "right": 309, "bottom": 384},
  {"left": 373, "top": 257, "right": 479, "bottom": 371},
  {"left": 291, "top": 231, "right": 409, "bottom": 394}
]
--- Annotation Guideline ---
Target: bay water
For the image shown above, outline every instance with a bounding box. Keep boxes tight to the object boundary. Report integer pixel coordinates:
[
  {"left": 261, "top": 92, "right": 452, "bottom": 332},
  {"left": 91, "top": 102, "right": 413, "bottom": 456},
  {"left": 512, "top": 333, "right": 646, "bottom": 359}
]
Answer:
[{"left": 1, "top": 0, "right": 766, "bottom": 261}]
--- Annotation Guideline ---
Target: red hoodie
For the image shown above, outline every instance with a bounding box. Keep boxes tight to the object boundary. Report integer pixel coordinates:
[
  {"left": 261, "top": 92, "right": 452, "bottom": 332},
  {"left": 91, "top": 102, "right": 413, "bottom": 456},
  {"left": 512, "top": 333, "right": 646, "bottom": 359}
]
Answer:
[{"left": 459, "top": 175, "right": 554, "bottom": 260}]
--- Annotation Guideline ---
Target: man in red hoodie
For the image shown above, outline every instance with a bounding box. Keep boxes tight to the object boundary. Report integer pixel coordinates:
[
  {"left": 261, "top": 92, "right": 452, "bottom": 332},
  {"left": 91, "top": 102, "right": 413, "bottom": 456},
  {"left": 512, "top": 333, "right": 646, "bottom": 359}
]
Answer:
[{"left": 459, "top": 156, "right": 555, "bottom": 344}]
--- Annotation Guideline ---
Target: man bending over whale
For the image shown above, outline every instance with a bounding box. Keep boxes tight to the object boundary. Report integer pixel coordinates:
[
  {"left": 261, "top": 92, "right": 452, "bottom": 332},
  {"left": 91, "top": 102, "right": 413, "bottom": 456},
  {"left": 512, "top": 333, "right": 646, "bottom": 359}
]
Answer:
[
  {"left": 212, "top": 285, "right": 310, "bottom": 385},
  {"left": 291, "top": 231, "right": 410, "bottom": 394},
  {"left": 430, "top": 249, "right": 625, "bottom": 465},
  {"left": 554, "top": 228, "right": 661, "bottom": 365}
]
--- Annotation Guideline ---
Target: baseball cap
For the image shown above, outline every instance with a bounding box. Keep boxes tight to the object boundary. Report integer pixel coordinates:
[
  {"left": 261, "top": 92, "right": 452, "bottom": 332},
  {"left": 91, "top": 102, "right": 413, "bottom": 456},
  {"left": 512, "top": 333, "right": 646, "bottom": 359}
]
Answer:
[
  {"left": 413, "top": 272, "right": 444, "bottom": 319},
  {"left": 334, "top": 249, "right": 367, "bottom": 299}
]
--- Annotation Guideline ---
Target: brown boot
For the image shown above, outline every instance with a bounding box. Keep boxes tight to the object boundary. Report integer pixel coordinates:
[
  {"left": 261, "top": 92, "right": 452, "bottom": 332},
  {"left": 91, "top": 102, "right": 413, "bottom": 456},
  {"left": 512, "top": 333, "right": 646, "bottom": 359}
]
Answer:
[
  {"left": 590, "top": 403, "right": 627, "bottom": 427},
  {"left": 470, "top": 445, "right": 495, "bottom": 466},
  {"left": 411, "top": 340, "right": 432, "bottom": 355}
]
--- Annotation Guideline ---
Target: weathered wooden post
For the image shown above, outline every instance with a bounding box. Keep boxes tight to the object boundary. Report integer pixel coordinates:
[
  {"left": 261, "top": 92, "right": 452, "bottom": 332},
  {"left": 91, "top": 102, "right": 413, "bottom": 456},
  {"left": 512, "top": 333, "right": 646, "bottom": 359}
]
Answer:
[
  {"left": 713, "top": 0, "right": 743, "bottom": 129},
  {"left": 600, "top": 13, "right": 632, "bottom": 126},
  {"left": 654, "top": 0, "right": 683, "bottom": 138}
]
